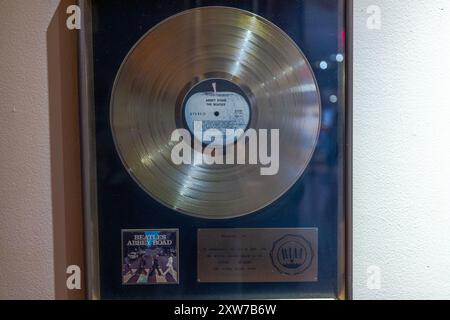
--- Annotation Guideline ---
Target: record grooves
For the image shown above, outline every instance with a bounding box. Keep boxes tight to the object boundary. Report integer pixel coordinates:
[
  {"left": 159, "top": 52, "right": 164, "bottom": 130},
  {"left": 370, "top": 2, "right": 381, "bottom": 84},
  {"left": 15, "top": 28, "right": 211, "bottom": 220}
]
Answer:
[{"left": 110, "top": 7, "right": 321, "bottom": 219}]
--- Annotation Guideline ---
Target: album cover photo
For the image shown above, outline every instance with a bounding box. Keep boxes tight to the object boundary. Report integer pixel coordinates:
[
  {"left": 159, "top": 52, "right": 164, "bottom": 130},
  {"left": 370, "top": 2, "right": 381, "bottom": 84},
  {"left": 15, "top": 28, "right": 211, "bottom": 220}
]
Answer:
[{"left": 122, "top": 229, "right": 179, "bottom": 285}]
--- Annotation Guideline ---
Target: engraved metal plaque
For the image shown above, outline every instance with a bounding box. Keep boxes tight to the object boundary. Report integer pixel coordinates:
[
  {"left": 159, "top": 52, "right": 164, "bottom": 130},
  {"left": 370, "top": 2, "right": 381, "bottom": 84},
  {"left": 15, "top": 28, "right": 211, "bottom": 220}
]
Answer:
[{"left": 197, "top": 228, "right": 318, "bottom": 283}]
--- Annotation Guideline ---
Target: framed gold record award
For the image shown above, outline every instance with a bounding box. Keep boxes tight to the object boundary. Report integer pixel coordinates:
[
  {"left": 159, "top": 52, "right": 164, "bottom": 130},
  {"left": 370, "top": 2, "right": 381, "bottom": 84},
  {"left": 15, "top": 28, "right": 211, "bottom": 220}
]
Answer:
[{"left": 79, "top": 0, "right": 353, "bottom": 300}]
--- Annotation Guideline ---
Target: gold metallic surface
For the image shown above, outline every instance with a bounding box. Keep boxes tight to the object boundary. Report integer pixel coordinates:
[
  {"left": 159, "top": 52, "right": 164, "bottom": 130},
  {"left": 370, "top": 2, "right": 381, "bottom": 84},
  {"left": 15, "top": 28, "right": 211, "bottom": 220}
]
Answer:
[{"left": 111, "top": 7, "right": 321, "bottom": 219}]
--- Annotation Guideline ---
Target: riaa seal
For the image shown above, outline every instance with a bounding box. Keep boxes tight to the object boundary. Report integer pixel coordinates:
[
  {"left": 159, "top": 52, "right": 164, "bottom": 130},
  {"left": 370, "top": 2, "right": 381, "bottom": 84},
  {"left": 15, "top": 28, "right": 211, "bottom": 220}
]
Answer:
[{"left": 270, "top": 234, "right": 314, "bottom": 275}]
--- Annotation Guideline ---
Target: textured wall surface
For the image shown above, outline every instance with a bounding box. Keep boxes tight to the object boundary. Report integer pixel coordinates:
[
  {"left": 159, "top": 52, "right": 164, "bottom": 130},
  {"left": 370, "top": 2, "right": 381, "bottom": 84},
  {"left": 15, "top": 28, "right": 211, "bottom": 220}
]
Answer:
[
  {"left": 0, "top": 0, "right": 60, "bottom": 299},
  {"left": 353, "top": 0, "right": 450, "bottom": 299}
]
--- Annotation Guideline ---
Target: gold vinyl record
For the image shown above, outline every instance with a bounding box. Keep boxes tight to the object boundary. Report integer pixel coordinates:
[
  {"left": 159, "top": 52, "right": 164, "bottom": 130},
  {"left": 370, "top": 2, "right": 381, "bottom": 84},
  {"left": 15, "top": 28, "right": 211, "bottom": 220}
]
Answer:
[{"left": 111, "top": 7, "right": 321, "bottom": 219}]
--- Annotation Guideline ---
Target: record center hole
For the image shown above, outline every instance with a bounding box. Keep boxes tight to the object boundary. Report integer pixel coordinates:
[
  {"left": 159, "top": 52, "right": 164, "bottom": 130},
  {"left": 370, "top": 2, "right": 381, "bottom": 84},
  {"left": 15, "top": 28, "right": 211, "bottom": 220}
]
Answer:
[{"left": 214, "top": 111, "right": 220, "bottom": 117}]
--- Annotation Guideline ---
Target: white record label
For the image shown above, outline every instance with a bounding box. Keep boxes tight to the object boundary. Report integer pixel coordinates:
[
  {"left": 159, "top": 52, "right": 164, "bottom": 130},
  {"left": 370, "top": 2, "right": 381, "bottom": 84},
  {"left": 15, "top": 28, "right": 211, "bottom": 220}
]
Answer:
[{"left": 183, "top": 79, "right": 251, "bottom": 146}]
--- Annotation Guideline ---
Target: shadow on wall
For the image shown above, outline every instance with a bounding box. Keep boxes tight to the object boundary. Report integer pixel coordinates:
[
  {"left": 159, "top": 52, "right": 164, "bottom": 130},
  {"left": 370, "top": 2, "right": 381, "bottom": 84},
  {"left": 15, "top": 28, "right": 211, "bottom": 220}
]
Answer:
[{"left": 47, "top": 0, "right": 85, "bottom": 300}]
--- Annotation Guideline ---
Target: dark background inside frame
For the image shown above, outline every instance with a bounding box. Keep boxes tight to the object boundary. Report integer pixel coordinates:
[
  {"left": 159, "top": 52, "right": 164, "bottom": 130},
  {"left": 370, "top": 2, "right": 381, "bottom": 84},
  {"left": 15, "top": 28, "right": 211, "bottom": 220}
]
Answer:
[{"left": 91, "top": 0, "right": 345, "bottom": 299}]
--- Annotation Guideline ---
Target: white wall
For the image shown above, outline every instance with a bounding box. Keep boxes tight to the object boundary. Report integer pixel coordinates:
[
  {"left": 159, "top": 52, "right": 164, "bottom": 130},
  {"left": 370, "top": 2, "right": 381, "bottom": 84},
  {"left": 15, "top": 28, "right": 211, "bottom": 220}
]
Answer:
[
  {"left": 0, "top": 0, "right": 60, "bottom": 299},
  {"left": 353, "top": 0, "right": 450, "bottom": 299},
  {"left": 0, "top": 0, "right": 449, "bottom": 300}
]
